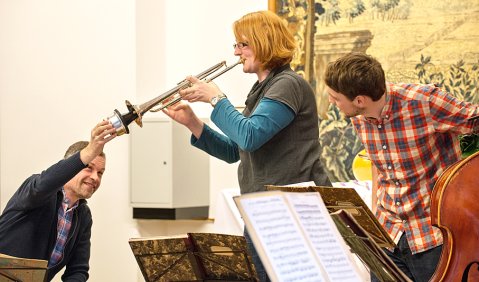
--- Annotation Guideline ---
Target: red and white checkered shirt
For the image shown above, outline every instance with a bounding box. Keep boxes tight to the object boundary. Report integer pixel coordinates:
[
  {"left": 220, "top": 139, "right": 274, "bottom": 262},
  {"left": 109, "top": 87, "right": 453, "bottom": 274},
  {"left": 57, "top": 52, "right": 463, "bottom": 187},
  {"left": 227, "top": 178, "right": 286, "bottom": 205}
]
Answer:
[
  {"left": 351, "top": 83, "right": 479, "bottom": 254},
  {"left": 49, "top": 189, "right": 78, "bottom": 266}
]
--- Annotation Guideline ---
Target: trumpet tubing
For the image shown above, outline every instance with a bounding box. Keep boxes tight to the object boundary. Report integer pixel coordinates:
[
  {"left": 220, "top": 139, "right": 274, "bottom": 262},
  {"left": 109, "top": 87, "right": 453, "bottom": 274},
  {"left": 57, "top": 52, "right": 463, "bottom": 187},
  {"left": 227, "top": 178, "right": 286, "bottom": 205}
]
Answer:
[
  {"left": 148, "top": 94, "right": 182, "bottom": 113},
  {"left": 107, "top": 60, "right": 241, "bottom": 135}
]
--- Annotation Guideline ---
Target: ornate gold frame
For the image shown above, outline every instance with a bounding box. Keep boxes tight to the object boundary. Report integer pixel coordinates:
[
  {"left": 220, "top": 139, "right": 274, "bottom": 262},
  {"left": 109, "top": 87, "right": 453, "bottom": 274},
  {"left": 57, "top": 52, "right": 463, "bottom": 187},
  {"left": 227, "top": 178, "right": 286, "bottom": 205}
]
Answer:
[{"left": 268, "top": 0, "right": 314, "bottom": 84}]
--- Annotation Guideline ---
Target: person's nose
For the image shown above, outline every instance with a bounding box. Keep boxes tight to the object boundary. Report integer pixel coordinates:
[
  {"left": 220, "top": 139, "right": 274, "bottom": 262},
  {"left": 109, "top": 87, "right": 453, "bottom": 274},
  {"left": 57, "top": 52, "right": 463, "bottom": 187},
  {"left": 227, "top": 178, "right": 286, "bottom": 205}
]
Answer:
[{"left": 90, "top": 170, "right": 100, "bottom": 183}]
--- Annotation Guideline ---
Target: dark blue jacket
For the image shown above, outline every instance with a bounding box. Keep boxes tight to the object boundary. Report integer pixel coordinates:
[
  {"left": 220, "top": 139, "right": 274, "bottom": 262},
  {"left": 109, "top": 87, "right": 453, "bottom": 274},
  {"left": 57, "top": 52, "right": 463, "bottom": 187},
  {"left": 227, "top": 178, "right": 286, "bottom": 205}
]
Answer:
[{"left": 0, "top": 152, "right": 92, "bottom": 281}]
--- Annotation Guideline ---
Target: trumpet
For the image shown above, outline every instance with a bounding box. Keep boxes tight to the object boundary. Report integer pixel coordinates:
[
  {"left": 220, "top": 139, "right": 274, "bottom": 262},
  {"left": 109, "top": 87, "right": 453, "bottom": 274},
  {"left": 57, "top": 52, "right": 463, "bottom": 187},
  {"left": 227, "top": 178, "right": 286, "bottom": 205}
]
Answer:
[{"left": 107, "top": 59, "right": 242, "bottom": 136}]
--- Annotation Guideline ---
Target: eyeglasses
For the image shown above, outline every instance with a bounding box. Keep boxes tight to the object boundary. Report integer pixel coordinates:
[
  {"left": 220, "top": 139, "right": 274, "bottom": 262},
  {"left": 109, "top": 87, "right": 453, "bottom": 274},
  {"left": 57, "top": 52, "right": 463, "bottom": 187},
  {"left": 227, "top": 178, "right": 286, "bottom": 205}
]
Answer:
[{"left": 233, "top": 42, "right": 249, "bottom": 49}]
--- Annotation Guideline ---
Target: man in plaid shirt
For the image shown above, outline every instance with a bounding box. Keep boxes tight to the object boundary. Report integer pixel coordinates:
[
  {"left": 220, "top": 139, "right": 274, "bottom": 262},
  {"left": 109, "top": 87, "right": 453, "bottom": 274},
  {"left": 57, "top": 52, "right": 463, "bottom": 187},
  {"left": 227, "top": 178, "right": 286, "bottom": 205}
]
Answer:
[{"left": 324, "top": 52, "right": 479, "bottom": 282}]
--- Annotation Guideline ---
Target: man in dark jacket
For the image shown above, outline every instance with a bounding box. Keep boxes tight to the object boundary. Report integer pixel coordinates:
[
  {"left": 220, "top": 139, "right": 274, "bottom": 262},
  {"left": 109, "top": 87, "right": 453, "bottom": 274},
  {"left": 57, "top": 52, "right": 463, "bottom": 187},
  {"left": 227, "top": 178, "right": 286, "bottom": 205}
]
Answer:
[{"left": 0, "top": 120, "right": 117, "bottom": 281}]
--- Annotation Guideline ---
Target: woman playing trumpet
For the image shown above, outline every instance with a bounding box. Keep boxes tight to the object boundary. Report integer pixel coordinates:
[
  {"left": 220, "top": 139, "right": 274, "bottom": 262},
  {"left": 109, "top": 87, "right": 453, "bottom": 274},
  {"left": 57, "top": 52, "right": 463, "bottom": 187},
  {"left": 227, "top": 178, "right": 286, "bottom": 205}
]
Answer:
[{"left": 163, "top": 10, "right": 331, "bottom": 281}]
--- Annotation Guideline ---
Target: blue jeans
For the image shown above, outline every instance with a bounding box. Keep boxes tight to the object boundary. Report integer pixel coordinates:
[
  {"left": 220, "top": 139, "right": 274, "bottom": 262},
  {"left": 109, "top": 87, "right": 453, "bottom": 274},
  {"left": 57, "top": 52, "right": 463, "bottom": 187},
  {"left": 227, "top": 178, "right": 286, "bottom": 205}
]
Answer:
[
  {"left": 371, "top": 234, "right": 442, "bottom": 282},
  {"left": 244, "top": 229, "right": 271, "bottom": 282}
]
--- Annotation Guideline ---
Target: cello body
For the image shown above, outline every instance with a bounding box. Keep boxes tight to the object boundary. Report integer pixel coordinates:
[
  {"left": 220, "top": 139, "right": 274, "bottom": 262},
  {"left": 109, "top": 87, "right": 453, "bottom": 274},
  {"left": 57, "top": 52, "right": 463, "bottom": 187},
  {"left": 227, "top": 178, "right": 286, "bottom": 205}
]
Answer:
[{"left": 430, "top": 151, "right": 479, "bottom": 282}]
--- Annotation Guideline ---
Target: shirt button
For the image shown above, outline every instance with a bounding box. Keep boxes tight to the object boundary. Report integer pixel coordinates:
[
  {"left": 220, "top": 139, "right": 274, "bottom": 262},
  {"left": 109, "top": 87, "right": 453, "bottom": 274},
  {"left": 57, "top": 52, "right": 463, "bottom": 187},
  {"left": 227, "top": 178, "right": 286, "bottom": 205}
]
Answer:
[
  {"left": 378, "top": 124, "right": 382, "bottom": 129},
  {"left": 388, "top": 165, "right": 392, "bottom": 170},
  {"left": 396, "top": 201, "right": 400, "bottom": 206},
  {"left": 382, "top": 145, "right": 387, "bottom": 150},
  {"left": 395, "top": 181, "right": 400, "bottom": 186}
]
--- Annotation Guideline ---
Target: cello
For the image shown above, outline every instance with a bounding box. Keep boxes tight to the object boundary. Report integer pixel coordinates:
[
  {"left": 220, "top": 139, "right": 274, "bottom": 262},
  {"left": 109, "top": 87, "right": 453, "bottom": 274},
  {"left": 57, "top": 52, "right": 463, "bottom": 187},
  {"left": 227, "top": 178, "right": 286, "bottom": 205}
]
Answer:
[{"left": 430, "top": 150, "right": 479, "bottom": 281}]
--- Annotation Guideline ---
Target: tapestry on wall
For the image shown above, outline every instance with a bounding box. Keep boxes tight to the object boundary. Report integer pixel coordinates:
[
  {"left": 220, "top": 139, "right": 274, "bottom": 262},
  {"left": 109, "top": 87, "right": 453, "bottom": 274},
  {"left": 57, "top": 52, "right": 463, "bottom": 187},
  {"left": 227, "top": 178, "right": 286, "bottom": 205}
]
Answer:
[{"left": 270, "top": 0, "right": 479, "bottom": 182}]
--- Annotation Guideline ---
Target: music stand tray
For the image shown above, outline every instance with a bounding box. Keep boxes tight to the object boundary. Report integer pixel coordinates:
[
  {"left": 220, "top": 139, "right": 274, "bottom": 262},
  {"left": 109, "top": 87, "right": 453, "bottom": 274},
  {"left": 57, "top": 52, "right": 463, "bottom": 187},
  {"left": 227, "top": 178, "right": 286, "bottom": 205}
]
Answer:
[
  {"left": 0, "top": 253, "right": 47, "bottom": 282},
  {"left": 129, "top": 233, "right": 258, "bottom": 282}
]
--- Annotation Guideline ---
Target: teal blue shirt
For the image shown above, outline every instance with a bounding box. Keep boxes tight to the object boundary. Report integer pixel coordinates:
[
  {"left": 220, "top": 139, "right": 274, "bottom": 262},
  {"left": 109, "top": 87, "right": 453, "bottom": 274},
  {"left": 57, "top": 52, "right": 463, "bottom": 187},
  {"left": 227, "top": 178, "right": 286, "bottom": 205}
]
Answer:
[{"left": 191, "top": 98, "right": 295, "bottom": 162}]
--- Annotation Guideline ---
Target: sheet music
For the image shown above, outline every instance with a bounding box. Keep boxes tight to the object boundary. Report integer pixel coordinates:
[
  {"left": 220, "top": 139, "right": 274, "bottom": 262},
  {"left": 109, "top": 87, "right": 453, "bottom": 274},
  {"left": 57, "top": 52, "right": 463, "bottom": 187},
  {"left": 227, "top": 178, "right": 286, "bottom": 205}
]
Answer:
[
  {"left": 285, "top": 193, "right": 363, "bottom": 282},
  {"left": 238, "top": 194, "right": 326, "bottom": 282}
]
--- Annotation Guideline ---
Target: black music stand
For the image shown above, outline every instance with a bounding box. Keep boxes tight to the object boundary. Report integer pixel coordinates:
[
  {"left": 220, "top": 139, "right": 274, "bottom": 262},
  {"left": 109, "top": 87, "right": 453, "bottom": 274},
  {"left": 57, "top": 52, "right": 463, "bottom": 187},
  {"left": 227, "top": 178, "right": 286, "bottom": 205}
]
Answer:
[
  {"left": 0, "top": 253, "right": 47, "bottom": 282},
  {"left": 331, "top": 210, "right": 411, "bottom": 282},
  {"left": 129, "top": 233, "right": 258, "bottom": 282}
]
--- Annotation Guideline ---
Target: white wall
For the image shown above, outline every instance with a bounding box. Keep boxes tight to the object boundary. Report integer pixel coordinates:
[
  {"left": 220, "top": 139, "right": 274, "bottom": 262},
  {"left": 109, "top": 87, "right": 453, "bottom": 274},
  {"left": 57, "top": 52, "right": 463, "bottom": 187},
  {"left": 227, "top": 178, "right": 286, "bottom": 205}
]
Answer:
[{"left": 0, "top": 1, "right": 267, "bottom": 281}]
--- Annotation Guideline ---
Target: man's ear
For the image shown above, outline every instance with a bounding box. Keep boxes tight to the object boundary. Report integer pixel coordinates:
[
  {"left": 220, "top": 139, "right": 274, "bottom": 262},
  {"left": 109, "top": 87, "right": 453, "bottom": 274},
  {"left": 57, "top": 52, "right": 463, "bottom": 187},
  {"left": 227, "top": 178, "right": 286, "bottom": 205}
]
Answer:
[{"left": 353, "top": 95, "right": 367, "bottom": 108}]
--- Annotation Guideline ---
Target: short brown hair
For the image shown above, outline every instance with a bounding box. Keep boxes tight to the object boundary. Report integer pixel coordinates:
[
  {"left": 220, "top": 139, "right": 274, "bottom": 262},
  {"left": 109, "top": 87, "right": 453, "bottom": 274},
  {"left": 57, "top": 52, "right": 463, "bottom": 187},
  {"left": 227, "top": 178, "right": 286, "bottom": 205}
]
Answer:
[
  {"left": 233, "top": 10, "right": 297, "bottom": 70},
  {"left": 324, "top": 52, "right": 386, "bottom": 101},
  {"left": 64, "top": 141, "right": 105, "bottom": 159}
]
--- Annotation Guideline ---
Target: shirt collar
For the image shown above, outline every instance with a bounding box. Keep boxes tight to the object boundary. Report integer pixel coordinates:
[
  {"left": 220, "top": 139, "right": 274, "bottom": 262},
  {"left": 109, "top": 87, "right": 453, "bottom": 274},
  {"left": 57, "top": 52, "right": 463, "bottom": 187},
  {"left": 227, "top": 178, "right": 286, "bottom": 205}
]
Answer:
[
  {"left": 61, "top": 188, "right": 79, "bottom": 210},
  {"left": 361, "top": 83, "right": 392, "bottom": 124},
  {"left": 381, "top": 83, "right": 393, "bottom": 120}
]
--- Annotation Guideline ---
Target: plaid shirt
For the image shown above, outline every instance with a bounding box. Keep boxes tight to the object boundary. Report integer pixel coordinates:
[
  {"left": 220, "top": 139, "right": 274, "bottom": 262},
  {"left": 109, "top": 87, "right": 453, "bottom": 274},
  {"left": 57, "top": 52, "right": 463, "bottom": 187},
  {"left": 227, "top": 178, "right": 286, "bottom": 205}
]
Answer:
[
  {"left": 351, "top": 83, "right": 479, "bottom": 254},
  {"left": 49, "top": 189, "right": 78, "bottom": 266}
]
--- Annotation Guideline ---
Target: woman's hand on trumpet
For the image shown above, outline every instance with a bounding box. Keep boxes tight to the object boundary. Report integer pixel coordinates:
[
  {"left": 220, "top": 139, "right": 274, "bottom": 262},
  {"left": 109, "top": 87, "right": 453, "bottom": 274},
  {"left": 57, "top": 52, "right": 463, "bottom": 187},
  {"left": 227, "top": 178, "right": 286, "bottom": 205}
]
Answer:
[{"left": 179, "top": 75, "right": 223, "bottom": 104}]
